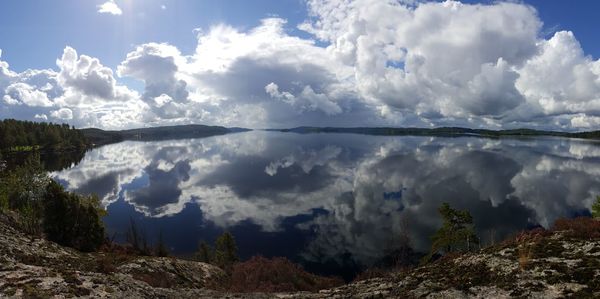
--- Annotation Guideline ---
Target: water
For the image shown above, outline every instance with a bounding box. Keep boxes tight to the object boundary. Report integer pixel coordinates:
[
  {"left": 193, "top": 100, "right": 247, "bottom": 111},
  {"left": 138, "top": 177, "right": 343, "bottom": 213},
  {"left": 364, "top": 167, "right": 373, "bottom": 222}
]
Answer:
[{"left": 50, "top": 131, "right": 600, "bottom": 278}]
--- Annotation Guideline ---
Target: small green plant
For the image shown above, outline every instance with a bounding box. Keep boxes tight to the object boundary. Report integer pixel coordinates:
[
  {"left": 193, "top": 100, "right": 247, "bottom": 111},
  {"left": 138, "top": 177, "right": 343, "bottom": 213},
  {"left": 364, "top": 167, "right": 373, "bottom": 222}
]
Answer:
[
  {"left": 423, "top": 202, "right": 479, "bottom": 263},
  {"left": 592, "top": 196, "right": 600, "bottom": 219}
]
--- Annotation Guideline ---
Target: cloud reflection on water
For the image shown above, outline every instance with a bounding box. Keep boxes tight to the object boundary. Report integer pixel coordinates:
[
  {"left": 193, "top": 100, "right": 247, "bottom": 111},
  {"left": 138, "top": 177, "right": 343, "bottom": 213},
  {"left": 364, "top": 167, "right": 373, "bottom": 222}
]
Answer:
[{"left": 51, "top": 132, "right": 600, "bottom": 268}]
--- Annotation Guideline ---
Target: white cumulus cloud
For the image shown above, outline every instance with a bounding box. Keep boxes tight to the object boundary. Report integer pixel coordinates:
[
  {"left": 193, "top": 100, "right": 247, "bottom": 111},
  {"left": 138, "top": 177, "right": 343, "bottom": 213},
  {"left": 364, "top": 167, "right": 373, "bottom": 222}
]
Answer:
[
  {"left": 97, "top": 0, "right": 122, "bottom": 15},
  {"left": 3, "top": 1, "right": 600, "bottom": 130}
]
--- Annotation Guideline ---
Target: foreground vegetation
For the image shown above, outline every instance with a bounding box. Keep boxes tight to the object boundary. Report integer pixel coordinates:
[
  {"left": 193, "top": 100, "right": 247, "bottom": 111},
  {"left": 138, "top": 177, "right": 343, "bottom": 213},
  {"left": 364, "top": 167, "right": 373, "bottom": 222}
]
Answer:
[
  {"left": 0, "top": 154, "right": 344, "bottom": 294},
  {"left": 2, "top": 118, "right": 600, "bottom": 296},
  {"left": 0, "top": 155, "right": 105, "bottom": 252},
  {"left": 1, "top": 209, "right": 600, "bottom": 298}
]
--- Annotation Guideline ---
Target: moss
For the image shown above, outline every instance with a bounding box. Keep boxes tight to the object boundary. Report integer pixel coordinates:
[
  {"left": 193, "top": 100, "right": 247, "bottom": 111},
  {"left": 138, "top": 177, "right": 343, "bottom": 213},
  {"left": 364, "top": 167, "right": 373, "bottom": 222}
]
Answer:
[
  {"left": 3, "top": 287, "right": 17, "bottom": 296},
  {"left": 532, "top": 239, "right": 564, "bottom": 258},
  {"left": 544, "top": 272, "right": 564, "bottom": 285},
  {"left": 132, "top": 271, "right": 176, "bottom": 288},
  {"left": 570, "top": 288, "right": 597, "bottom": 298},
  {"left": 22, "top": 283, "right": 52, "bottom": 299},
  {"left": 509, "top": 288, "right": 525, "bottom": 297},
  {"left": 70, "top": 286, "right": 91, "bottom": 297},
  {"left": 588, "top": 246, "right": 600, "bottom": 254},
  {"left": 62, "top": 271, "right": 82, "bottom": 285},
  {"left": 548, "top": 262, "right": 569, "bottom": 273},
  {"left": 574, "top": 258, "right": 600, "bottom": 289}
]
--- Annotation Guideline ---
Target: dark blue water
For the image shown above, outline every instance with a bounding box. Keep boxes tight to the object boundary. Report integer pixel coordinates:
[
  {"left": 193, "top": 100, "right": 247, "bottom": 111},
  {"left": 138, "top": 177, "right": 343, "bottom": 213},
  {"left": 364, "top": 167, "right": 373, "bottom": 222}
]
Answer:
[{"left": 51, "top": 131, "right": 600, "bottom": 278}]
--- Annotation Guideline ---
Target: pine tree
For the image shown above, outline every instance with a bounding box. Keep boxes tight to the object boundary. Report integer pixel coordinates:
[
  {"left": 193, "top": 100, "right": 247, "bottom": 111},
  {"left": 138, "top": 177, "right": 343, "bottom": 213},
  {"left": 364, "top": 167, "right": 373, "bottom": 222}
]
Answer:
[
  {"left": 423, "top": 202, "right": 479, "bottom": 263},
  {"left": 195, "top": 241, "right": 213, "bottom": 263},
  {"left": 155, "top": 231, "right": 169, "bottom": 257},
  {"left": 214, "top": 231, "right": 239, "bottom": 272}
]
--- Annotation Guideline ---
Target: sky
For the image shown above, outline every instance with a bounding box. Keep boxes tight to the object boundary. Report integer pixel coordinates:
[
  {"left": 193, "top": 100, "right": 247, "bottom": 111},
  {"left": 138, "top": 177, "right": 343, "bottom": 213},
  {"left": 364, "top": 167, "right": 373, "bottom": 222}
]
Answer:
[{"left": 1, "top": 0, "right": 600, "bottom": 130}]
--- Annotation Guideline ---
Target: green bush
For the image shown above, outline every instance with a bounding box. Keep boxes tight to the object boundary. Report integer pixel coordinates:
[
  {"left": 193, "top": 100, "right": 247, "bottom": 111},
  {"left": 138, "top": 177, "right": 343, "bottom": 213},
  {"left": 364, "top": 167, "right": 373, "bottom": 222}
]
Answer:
[
  {"left": 43, "top": 181, "right": 106, "bottom": 252},
  {"left": 592, "top": 196, "right": 600, "bottom": 219},
  {"left": 0, "top": 155, "right": 47, "bottom": 234},
  {"left": 3, "top": 155, "right": 48, "bottom": 212},
  {"left": 19, "top": 201, "right": 43, "bottom": 236}
]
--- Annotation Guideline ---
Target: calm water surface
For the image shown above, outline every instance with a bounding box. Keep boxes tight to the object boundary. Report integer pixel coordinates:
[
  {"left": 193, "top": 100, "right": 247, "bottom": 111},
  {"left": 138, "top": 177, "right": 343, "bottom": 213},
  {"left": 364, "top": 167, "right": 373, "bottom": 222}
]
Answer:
[{"left": 51, "top": 131, "right": 600, "bottom": 278}]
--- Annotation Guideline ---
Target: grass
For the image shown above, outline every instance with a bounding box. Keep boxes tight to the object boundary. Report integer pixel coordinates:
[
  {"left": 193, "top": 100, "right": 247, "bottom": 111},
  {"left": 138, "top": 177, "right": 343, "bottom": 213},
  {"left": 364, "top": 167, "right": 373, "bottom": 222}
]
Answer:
[
  {"left": 517, "top": 243, "right": 534, "bottom": 271},
  {"left": 228, "top": 256, "right": 344, "bottom": 293}
]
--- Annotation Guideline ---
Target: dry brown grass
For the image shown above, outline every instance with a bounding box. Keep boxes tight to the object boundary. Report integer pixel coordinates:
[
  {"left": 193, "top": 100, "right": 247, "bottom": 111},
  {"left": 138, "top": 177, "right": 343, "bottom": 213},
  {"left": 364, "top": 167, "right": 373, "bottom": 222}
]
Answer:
[
  {"left": 228, "top": 256, "right": 344, "bottom": 293},
  {"left": 353, "top": 267, "right": 390, "bottom": 282},
  {"left": 95, "top": 242, "right": 138, "bottom": 274},
  {"left": 517, "top": 244, "right": 534, "bottom": 271},
  {"left": 502, "top": 227, "right": 550, "bottom": 247},
  {"left": 552, "top": 217, "right": 600, "bottom": 239}
]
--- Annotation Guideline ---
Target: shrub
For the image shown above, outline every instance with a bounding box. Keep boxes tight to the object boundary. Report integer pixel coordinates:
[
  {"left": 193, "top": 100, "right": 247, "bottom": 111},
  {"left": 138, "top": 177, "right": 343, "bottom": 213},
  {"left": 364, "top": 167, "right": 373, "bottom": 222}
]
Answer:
[
  {"left": 1, "top": 155, "right": 48, "bottom": 215},
  {"left": 552, "top": 217, "right": 600, "bottom": 239},
  {"left": 229, "top": 256, "right": 343, "bottom": 293},
  {"left": 125, "top": 218, "right": 152, "bottom": 255},
  {"left": 19, "top": 201, "right": 43, "bottom": 236},
  {"left": 96, "top": 255, "right": 118, "bottom": 274},
  {"left": 0, "top": 188, "right": 7, "bottom": 212},
  {"left": 43, "top": 181, "right": 106, "bottom": 252},
  {"left": 0, "top": 154, "right": 7, "bottom": 211},
  {"left": 0, "top": 155, "right": 48, "bottom": 234},
  {"left": 592, "top": 196, "right": 600, "bottom": 219}
]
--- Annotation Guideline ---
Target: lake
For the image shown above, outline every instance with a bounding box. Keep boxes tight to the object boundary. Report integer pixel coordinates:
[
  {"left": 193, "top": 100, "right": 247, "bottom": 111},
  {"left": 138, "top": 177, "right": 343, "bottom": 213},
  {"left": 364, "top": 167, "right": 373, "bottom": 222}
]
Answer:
[{"left": 50, "top": 131, "right": 600, "bottom": 279}]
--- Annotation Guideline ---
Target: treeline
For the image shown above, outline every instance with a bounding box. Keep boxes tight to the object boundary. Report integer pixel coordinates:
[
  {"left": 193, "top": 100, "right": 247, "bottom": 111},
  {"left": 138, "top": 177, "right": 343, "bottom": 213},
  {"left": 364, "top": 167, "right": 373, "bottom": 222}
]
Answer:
[
  {"left": 279, "top": 126, "right": 600, "bottom": 139},
  {"left": 80, "top": 124, "right": 236, "bottom": 146},
  {"left": 572, "top": 131, "right": 600, "bottom": 139},
  {"left": 0, "top": 119, "right": 89, "bottom": 151}
]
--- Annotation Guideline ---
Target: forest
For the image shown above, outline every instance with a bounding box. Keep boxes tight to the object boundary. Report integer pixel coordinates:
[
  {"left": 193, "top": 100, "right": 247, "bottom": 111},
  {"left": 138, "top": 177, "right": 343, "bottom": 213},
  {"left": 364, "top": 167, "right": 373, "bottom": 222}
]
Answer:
[{"left": 0, "top": 119, "right": 89, "bottom": 151}]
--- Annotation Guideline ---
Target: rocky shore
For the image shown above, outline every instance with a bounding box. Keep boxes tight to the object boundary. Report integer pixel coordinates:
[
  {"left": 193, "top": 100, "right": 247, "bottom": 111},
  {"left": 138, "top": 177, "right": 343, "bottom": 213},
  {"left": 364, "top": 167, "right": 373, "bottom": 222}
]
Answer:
[{"left": 1, "top": 217, "right": 599, "bottom": 298}]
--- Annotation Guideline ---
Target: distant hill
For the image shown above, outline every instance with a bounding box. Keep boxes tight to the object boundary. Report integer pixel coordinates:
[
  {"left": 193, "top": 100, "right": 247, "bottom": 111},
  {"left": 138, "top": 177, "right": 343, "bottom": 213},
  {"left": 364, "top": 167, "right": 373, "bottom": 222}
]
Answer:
[
  {"left": 274, "top": 126, "right": 600, "bottom": 139},
  {"left": 82, "top": 125, "right": 251, "bottom": 146}
]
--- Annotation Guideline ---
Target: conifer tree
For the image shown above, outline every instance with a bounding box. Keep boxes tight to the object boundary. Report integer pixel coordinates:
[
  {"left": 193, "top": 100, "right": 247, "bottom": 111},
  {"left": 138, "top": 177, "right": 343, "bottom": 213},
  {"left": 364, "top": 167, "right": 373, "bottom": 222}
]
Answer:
[
  {"left": 214, "top": 231, "right": 239, "bottom": 272},
  {"left": 423, "top": 202, "right": 478, "bottom": 263}
]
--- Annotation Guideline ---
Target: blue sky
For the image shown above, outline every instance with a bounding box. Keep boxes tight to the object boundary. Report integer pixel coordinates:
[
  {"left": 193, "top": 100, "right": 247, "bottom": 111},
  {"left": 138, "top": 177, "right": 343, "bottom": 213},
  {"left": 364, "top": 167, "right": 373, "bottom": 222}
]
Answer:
[
  {"left": 1, "top": 0, "right": 599, "bottom": 72},
  {"left": 0, "top": 0, "right": 308, "bottom": 72},
  {"left": 1, "top": 0, "right": 600, "bottom": 130}
]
